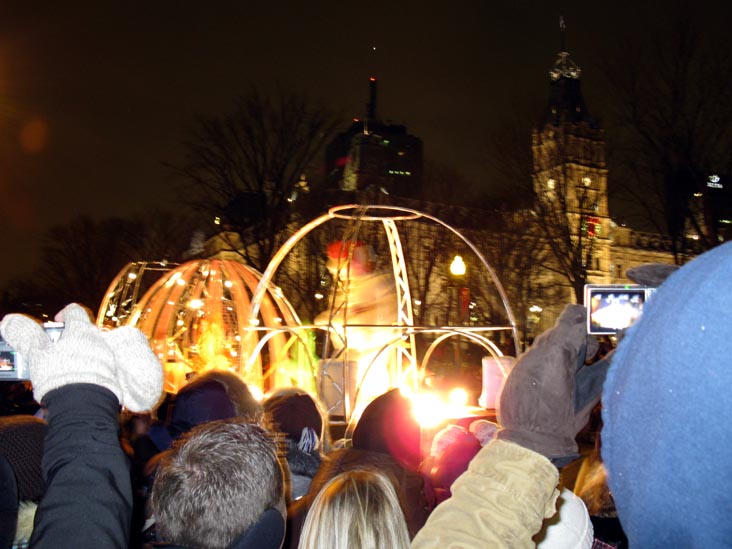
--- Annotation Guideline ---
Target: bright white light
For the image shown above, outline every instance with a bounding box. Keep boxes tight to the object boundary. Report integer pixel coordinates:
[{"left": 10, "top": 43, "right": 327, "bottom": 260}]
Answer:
[
  {"left": 547, "top": 178, "right": 556, "bottom": 190},
  {"left": 314, "top": 292, "right": 324, "bottom": 300},
  {"left": 583, "top": 176, "right": 592, "bottom": 186},
  {"left": 410, "top": 389, "right": 472, "bottom": 428},
  {"left": 448, "top": 387, "right": 468, "bottom": 407},
  {"left": 450, "top": 255, "right": 466, "bottom": 276},
  {"left": 529, "top": 305, "right": 543, "bottom": 313},
  {"left": 128, "top": 272, "right": 137, "bottom": 280},
  {"left": 249, "top": 384, "right": 264, "bottom": 401},
  {"left": 224, "top": 280, "right": 233, "bottom": 288},
  {"left": 188, "top": 299, "right": 204, "bottom": 309},
  {"left": 411, "top": 393, "right": 446, "bottom": 429}
]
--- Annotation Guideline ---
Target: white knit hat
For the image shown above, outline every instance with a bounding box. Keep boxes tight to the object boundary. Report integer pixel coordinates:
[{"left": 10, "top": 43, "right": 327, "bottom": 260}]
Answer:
[{"left": 534, "top": 488, "right": 594, "bottom": 549}]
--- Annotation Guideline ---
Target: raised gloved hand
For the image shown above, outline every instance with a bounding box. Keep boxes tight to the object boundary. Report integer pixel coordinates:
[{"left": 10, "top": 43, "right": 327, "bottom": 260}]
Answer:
[
  {"left": 0, "top": 303, "right": 163, "bottom": 412},
  {"left": 497, "top": 304, "right": 610, "bottom": 466}
]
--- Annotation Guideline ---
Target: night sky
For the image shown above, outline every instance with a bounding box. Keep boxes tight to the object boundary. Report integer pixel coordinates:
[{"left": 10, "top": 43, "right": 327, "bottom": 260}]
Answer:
[{"left": 1, "top": 1, "right": 729, "bottom": 285}]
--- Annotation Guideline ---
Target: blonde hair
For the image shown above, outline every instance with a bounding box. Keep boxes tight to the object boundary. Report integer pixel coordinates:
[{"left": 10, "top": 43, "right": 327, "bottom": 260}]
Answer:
[{"left": 298, "top": 469, "right": 410, "bottom": 549}]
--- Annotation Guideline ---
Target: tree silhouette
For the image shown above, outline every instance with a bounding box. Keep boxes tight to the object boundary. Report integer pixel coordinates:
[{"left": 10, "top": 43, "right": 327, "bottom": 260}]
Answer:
[
  {"left": 171, "top": 86, "right": 343, "bottom": 273},
  {"left": 603, "top": 8, "right": 732, "bottom": 259}
]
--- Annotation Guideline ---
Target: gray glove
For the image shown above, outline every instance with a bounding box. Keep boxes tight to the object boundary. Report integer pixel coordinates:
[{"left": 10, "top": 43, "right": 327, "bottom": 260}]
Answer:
[
  {"left": 497, "top": 304, "right": 610, "bottom": 466},
  {"left": 0, "top": 303, "right": 163, "bottom": 412}
]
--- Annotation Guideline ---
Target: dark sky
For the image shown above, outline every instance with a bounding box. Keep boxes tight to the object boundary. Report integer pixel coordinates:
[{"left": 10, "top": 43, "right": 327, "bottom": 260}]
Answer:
[{"left": 0, "top": 1, "right": 728, "bottom": 285}]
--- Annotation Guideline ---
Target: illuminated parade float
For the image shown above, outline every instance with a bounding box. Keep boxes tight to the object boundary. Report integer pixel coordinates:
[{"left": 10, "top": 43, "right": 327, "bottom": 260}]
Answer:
[{"left": 98, "top": 205, "right": 520, "bottom": 426}]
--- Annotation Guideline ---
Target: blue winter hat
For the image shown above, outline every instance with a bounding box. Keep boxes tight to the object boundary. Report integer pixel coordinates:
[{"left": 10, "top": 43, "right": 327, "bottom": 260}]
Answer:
[{"left": 602, "top": 241, "right": 732, "bottom": 547}]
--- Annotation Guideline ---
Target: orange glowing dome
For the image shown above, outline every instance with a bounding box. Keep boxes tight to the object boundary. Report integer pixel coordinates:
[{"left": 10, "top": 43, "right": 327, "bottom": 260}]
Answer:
[{"left": 104, "top": 259, "right": 307, "bottom": 393}]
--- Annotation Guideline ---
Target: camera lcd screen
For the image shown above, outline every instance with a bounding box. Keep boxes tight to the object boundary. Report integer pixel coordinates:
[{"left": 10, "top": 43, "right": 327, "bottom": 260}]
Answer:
[
  {"left": 0, "top": 347, "right": 19, "bottom": 378},
  {"left": 586, "top": 286, "right": 647, "bottom": 335}
]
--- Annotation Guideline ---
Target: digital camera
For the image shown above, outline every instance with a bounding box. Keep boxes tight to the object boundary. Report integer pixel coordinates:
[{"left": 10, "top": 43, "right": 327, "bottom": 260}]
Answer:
[
  {"left": 584, "top": 285, "right": 656, "bottom": 335},
  {"left": 0, "top": 322, "right": 64, "bottom": 381}
]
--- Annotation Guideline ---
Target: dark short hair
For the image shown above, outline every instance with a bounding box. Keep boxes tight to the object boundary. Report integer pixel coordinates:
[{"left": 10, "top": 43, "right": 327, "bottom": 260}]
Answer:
[{"left": 151, "top": 419, "right": 284, "bottom": 549}]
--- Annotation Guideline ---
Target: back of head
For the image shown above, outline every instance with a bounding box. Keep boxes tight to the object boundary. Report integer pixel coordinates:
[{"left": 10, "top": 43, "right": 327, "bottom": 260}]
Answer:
[
  {"left": 602, "top": 241, "right": 732, "bottom": 546},
  {"left": 264, "top": 389, "right": 326, "bottom": 451},
  {"left": 201, "top": 370, "right": 263, "bottom": 423},
  {"left": 151, "top": 419, "right": 284, "bottom": 549},
  {"left": 428, "top": 426, "right": 481, "bottom": 504},
  {"left": 168, "top": 370, "right": 262, "bottom": 440},
  {"left": 351, "top": 389, "right": 420, "bottom": 470},
  {"left": 298, "top": 469, "right": 410, "bottom": 549}
]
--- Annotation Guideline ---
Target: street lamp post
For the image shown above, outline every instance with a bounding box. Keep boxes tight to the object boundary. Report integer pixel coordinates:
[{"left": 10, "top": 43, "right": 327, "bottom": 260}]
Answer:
[{"left": 449, "top": 255, "right": 466, "bottom": 375}]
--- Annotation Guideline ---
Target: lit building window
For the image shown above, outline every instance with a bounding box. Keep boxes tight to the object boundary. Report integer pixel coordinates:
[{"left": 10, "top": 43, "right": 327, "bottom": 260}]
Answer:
[
  {"left": 547, "top": 178, "right": 556, "bottom": 190},
  {"left": 583, "top": 176, "right": 592, "bottom": 186},
  {"left": 707, "top": 174, "right": 723, "bottom": 189}
]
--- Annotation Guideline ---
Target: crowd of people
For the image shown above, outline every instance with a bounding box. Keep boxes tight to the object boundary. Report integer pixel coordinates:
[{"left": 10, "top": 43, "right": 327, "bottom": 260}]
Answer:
[{"left": 0, "top": 240, "right": 730, "bottom": 548}]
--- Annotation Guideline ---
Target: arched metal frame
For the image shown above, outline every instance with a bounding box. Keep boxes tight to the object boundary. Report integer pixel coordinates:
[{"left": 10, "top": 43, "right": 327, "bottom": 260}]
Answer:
[
  {"left": 248, "top": 204, "right": 521, "bottom": 422},
  {"left": 97, "top": 261, "right": 179, "bottom": 328}
]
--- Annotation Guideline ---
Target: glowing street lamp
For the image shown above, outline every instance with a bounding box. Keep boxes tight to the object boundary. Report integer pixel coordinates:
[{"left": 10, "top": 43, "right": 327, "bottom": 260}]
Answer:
[
  {"left": 448, "top": 255, "right": 467, "bottom": 374},
  {"left": 450, "top": 255, "right": 466, "bottom": 276}
]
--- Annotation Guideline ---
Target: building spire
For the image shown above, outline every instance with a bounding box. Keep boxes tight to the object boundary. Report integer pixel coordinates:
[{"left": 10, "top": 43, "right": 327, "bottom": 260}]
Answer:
[
  {"left": 549, "top": 16, "right": 581, "bottom": 81},
  {"left": 367, "top": 76, "right": 378, "bottom": 121}
]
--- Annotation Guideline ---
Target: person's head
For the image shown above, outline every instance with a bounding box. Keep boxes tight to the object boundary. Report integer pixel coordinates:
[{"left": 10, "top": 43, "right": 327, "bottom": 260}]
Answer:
[
  {"left": 351, "top": 388, "right": 421, "bottom": 470},
  {"left": 168, "top": 369, "right": 263, "bottom": 440},
  {"left": 427, "top": 425, "right": 482, "bottom": 504},
  {"left": 298, "top": 469, "right": 410, "bottom": 549},
  {"left": 533, "top": 488, "right": 594, "bottom": 549},
  {"left": 264, "top": 388, "right": 330, "bottom": 453},
  {"left": 602, "top": 242, "right": 732, "bottom": 546},
  {"left": 151, "top": 419, "right": 285, "bottom": 549}
]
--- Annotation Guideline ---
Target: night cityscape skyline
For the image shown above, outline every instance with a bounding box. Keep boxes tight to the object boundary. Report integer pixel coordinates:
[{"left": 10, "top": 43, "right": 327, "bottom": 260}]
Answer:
[{"left": 1, "top": 1, "right": 731, "bottom": 286}]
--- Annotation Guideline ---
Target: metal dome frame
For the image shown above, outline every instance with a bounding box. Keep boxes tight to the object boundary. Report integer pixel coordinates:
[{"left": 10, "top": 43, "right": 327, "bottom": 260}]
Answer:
[{"left": 246, "top": 204, "right": 521, "bottom": 421}]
